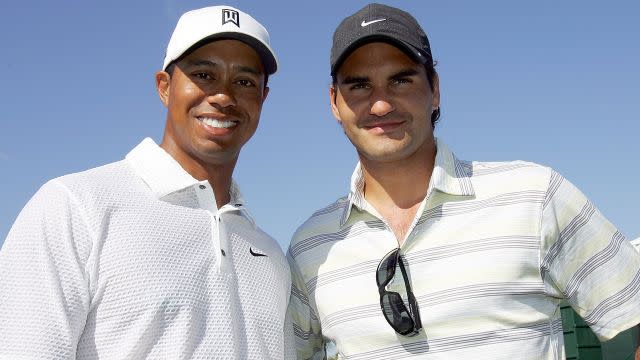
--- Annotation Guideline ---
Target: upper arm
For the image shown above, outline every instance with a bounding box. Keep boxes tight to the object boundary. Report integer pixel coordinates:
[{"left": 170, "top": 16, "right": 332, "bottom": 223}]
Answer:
[
  {"left": 287, "top": 251, "right": 326, "bottom": 360},
  {"left": 0, "top": 180, "right": 92, "bottom": 357},
  {"left": 540, "top": 171, "right": 640, "bottom": 341}
]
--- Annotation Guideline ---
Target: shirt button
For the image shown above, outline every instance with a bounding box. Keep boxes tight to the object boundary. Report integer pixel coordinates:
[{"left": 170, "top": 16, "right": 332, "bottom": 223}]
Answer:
[
  {"left": 199, "top": 185, "right": 206, "bottom": 190},
  {"left": 221, "top": 249, "right": 226, "bottom": 256}
]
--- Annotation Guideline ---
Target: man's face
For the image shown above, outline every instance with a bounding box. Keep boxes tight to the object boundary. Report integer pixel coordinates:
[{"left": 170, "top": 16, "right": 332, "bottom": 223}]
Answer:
[
  {"left": 156, "top": 39, "right": 268, "bottom": 168},
  {"left": 330, "top": 42, "right": 439, "bottom": 164}
]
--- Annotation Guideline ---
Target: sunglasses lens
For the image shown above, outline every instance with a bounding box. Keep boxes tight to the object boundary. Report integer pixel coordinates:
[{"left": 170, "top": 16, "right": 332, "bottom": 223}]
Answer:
[
  {"left": 377, "top": 248, "right": 421, "bottom": 336},
  {"left": 381, "top": 292, "right": 414, "bottom": 334},
  {"left": 376, "top": 249, "right": 399, "bottom": 286}
]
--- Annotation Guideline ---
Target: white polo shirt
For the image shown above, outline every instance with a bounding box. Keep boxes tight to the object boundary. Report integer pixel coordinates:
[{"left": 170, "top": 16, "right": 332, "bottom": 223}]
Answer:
[
  {"left": 288, "top": 139, "right": 640, "bottom": 360},
  {"left": 0, "top": 138, "right": 294, "bottom": 359}
]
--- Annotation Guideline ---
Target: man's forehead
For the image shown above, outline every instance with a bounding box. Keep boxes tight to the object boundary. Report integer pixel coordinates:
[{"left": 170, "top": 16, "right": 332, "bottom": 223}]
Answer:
[
  {"left": 187, "top": 38, "right": 257, "bottom": 55},
  {"left": 335, "top": 41, "right": 421, "bottom": 77},
  {"left": 178, "top": 39, "right": 265, "bottom": 72},
  {"left": 338, "top": 53, "right": 421, "bottom": 79}
]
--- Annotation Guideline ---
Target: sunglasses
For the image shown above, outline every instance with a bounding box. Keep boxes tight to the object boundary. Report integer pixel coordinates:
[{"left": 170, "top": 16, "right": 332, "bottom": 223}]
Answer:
[{"left": 376, "top": 248, "right": 422, "bottom": 336}]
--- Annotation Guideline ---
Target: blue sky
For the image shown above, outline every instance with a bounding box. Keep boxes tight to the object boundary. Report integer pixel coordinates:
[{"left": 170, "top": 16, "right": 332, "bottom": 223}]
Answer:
[{"left": 1, "top": 0, "right": 638, "bottom": 250}]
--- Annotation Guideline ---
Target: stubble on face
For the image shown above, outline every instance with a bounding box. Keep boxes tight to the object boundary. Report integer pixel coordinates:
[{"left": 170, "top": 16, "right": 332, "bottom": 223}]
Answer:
[
  {"left": 156, "top": 40, "right": 268, "bottom": 178},
  {"left": 331, "top": 42, "right": 439, "bottom": 166}
]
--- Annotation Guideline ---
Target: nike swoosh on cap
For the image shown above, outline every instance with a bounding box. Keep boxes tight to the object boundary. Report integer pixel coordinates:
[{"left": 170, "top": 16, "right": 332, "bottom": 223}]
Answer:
[{"left": 361, "top": 18, "right": 386, "bottom": 27}]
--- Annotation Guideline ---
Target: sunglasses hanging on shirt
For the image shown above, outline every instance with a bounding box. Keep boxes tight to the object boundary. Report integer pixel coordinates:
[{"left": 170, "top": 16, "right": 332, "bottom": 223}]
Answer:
[{"left": 376, "top": 248, "right": 423, "bottom": 336}]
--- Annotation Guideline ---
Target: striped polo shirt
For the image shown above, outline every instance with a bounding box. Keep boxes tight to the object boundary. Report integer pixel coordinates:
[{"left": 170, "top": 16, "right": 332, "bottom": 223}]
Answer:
[{"left": 287, "top": 139, "right": 640, "bottom": 360}]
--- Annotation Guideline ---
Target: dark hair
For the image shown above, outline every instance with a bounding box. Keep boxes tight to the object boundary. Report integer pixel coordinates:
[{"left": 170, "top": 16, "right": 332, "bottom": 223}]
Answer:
[
  {"left": 331, "top": 59, "right": 440, "bottom": 128},
  {"left": 163, "top": 39, "right": 270, "bottom": 88},
  {"left": 165, "top": 61, "right": 270, "bottom": 89}
]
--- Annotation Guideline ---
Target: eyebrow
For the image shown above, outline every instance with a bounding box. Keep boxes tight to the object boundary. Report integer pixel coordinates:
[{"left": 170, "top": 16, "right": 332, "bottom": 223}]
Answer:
[
  {"left": 391, "top": 69, "right": 419, "bottom": 79},
  {"left": 185, "top": 59, "right": 217, "bottom": 68},
  {"left": 183, "top": 60, "right": 261, "bottom": 76},
  {"left": 233, "top": 65, "right": 262, "bottom": 76},
  {"left": 340, "top": 76, "right": 369, "bottom": 85},
  {"left": 340, "top": 68, "right": 420, "bottom": 85}
]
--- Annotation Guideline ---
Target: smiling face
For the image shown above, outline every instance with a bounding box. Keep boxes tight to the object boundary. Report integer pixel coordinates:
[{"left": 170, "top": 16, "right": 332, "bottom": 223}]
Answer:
[
  {"left": 330, "top": 42, "right": 439, "bottom": 164},
  {"left": 156, "top": 39, "right": 268, "bottom": 173}
]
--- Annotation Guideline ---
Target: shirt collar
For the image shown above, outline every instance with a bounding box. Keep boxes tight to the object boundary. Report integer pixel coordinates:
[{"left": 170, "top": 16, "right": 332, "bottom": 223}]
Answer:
[
  {"left": 125, "top": 138, "right": 246, "bottom": 206},
  {"left": 340, "top": 138, "right": 475, "bottom": 226}
]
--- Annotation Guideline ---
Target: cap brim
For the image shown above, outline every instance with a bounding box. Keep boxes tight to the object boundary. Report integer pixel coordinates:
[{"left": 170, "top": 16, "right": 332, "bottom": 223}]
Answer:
[
  {"left": 165, "top": 32, "right": 278, "bottom": 75},
  {"left": 331, "top": 35, "right": 427, "bottom": 76}
]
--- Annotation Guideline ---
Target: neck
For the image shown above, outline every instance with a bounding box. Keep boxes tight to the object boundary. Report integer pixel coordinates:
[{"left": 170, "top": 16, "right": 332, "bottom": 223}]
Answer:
[
  {"left": 160, "top": 139, "right": 236, "bottom": 209},
  {"left": 201, "top": 164, "right": 235, "bottom": 209},
  {"left": 360, "top": 140, "right": 437, "bottom": 210}
]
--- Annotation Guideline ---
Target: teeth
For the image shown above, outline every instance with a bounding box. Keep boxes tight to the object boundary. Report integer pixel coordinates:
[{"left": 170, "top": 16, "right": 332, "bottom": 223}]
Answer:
[{"left": 199, "top": 117, "right": 236, "bottom": 128}]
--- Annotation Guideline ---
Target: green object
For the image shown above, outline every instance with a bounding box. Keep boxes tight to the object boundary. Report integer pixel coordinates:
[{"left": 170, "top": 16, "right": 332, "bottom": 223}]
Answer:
[
  {"left": 602, "top": 326, "right": 639, "bottom": 360},
  {"left": 562, "top": 302, "right": 602, "bottom": 359},
  {"left": 561, "top": 302, "right": 638, "bottom": 360}
]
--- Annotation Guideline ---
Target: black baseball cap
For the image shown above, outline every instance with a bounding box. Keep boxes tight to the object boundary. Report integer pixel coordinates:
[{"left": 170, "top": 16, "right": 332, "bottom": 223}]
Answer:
[{"left": 330, "top": 3, "right": 432, "bottom": 75}]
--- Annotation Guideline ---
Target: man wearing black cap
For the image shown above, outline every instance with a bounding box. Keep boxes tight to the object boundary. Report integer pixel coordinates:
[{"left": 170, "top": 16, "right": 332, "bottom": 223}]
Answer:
[
  {"left": 287, "top": 3, "right": 640, "bottom": 359},
  {"left": 0, "top": 5, "right": 294, "bottom": 359}
]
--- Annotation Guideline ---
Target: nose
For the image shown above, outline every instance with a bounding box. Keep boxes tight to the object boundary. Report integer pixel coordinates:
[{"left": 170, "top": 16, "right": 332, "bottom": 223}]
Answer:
[
  {"left": 370, "top": 88, "right": 395, "bottom": 117},
  {"left": 370, "top": 99, "right": 394, "bottom": 117},
  {"left": 205, "top": 83, "right": 237, "bottom": 109}
]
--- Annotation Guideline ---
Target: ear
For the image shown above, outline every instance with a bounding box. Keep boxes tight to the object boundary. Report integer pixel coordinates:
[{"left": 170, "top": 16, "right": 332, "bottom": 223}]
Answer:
[
  {"left": 155, "top": 71, "right": 170, "bottom": 107},
  {"left": 329, "top": 85, "right": 342, "bottom": 123},
  {"left": 431, "top": 72, "right": 441, "bottom": 110},
  {"left": 262, "top": 86, "right": 270, "bottom": 104}
]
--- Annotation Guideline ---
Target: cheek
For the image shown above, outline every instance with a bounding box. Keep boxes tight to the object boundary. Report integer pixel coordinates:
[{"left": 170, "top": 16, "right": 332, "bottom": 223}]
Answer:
[
  {"left": 238, "top": 92, "right": 265, "bottom": 118},
  {"left": 335, "top": 96, "right": 360, "bottom": 122},
  {"left": 170, "top": 83, "right": 203, "bottom": 110},
  {"left": 403, "top": 91, "right": 433, "bottom": 118}
]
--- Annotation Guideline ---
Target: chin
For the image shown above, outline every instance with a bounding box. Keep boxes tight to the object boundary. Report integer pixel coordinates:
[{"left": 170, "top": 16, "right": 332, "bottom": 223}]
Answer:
[
  {"left": 359, "top": 144, "right": 414, "bottom": 162},
  {"left": 201, "top": 148, "right": 241, "bottom": 165}
]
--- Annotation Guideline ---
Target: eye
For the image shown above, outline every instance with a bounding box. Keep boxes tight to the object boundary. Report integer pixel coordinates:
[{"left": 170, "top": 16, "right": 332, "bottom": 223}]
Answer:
[
  {"left": 235, "top": 79, "right": 256, "bottom": 87},
  {"left": 349, "top": 82, "right": 370, "bottom": 90},
  {"left": 192, "top": 72, "right": 213, "bottom": 80},
  {"left": 392, "top": 77, "right": 412, "bottom": 85}
]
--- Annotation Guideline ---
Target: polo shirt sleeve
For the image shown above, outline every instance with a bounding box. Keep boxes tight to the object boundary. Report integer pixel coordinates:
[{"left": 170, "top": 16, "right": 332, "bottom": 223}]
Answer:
[
  {"left": 540, "top": 170, "right": 640, "bottom": 341},
  {"left": 287, "top": 252, "right": 326, "bottom": 360},
  {"left": 0, "top": 180, "right": 92, "bottom": 358},
  {"left": 283, "top": 300, "right": 298, "bottom": 360}
]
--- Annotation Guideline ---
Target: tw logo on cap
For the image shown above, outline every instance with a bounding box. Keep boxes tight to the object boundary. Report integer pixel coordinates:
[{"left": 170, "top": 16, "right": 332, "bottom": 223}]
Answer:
[{"left": 222, "top": 9, "right": 240, "bottom": 27}]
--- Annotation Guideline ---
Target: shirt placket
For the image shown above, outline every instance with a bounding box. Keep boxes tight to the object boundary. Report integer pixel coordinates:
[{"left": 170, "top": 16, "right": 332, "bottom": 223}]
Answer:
[
  {"left": 359, "top": 186, "right": 436, "bottom": 296},
  {"left": 194, "top": 181, "right": 229, "bottom": 272}
]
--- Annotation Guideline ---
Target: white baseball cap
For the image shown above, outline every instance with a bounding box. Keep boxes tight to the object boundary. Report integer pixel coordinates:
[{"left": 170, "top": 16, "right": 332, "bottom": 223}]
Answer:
[{"left": 162, "top": 5, "right": 278, "bottom": 74}]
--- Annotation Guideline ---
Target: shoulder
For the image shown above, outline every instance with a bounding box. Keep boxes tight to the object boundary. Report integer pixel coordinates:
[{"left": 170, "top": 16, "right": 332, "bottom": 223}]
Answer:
[
  {"left": 33, "top": 160, "right": 147, "bottom": 227},
  {"left": 470, "top": 159, "right": 551, "bottom": 178},
  {"left": 291, "top": 197, "right": 349, "bottom": 244},
  {"left": 53, "top": 159, "right": 138, "bottom": 195},
  {"left": 5, "top": 163, "right": 136, "bottom": 254},
  {"left": 24, "top": 160, "right": 129, "bottom": 208},
  {"left": 468, "top": 160, "right": 556, "bottom": 193},
  {"left": 288, "top": 196, "right": 349, "bottom": 258},
  {"left": 53, "top": 159, "right": 147, "bottom": 206}
]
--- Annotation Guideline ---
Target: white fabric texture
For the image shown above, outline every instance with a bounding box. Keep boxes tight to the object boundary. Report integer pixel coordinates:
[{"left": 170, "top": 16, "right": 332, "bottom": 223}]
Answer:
[
  {"left": 0, "top": 138, "right": 294, "bottom": 359},
  {"left": 288, "top": 139, "right": 640, "bottom": 360}
]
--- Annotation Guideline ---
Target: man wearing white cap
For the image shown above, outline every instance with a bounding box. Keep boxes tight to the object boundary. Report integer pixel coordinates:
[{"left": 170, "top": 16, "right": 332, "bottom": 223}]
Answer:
[{"left": 0, "top": 6, "right": 293, "bottom": 359}]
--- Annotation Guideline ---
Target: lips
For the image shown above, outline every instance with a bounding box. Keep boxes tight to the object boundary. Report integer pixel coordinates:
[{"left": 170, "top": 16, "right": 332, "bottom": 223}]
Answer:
[
  {"left": 197, "top": 116, "right": 238, "bottom": 128},
  {"left": 362, "top": 119, "right": 405, "bottom": 133},
  {"left": 364, "top": 121, "right": 403, "bottom": 128},
  {"left": 196, "top": 115, "right": 239, "bottom": 136}
]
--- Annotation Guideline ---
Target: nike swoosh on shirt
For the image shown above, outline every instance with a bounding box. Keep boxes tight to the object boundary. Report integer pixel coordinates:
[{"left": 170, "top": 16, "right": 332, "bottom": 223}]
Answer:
[
  {"left": 250, "top": 247, "right": 267, "bottom": 257},
  {"left": 361, "top": 18, "right": 386, "bottom": 27}
]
